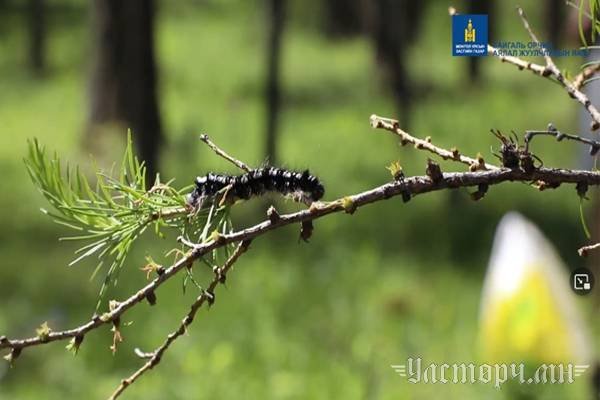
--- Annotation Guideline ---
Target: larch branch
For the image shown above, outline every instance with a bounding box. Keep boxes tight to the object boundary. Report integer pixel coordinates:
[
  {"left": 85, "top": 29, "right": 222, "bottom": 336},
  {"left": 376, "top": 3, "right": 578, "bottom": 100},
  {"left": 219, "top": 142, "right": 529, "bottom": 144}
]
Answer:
[{"left": 108, "top": 240, "right": 251, "bottom": 400}]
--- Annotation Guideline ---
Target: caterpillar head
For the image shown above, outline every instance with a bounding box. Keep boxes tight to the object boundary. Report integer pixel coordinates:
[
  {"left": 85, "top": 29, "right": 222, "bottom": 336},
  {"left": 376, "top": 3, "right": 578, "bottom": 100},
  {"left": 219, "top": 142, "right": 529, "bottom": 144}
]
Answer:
[{"left": 300, "top": 169, "right": 324, "bottom": 201}]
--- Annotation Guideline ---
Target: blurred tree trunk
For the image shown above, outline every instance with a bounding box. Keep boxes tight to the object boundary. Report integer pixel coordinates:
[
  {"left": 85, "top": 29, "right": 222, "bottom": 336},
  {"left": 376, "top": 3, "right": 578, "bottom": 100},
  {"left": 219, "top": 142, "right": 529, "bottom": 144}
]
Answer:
[
  {"left": 467, "top": 0, "right": 494, "bottom": 82},
  {"left": 546, "top": 0, "right": 564, "bottom": 48},
  {"left": 371, "top": 0, "right": 424, "bottom": 128},
  {"left": 264, "top": 0, "right": 286, "bottom": 165},
  {"left": 28, "top": 0, "right": 45, "bottom": 75},
  {"left": 88, "top": 0, "right": 162, "bottom": 183},
  {"left": 322, "top": 0, "right": 364, "bottom": 38}
]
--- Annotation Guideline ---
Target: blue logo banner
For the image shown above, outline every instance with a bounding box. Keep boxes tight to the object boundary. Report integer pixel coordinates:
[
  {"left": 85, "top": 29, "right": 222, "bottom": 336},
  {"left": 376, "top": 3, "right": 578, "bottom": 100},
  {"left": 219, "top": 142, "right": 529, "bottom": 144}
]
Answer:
[{"left": 452, "top": 14, "right": 488, "bottom": 56}]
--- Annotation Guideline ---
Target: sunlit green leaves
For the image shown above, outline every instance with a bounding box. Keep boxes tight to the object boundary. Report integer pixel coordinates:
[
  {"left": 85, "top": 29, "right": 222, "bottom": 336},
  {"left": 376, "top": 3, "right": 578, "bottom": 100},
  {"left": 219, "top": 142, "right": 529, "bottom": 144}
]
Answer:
[{"left": 24, "top": 133, "right": 197, "bottom": 309}]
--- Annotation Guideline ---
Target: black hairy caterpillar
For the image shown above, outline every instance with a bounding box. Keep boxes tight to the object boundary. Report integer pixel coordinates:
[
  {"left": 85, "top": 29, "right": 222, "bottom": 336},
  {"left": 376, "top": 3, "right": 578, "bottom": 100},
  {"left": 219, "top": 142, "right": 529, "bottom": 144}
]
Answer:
[{"left": 188, "top": 167, "right": 325, "bottom": 208}]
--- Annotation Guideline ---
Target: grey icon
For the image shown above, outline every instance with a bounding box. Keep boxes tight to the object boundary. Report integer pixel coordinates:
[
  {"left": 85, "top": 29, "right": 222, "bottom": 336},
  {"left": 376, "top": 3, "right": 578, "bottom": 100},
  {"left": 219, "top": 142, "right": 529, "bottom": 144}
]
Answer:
[
  {"left": 574, "top": 274, "right": 591, "bottom": 291},
  {"left": 570, "top": 268, "right": 594, "bottom": 295}
]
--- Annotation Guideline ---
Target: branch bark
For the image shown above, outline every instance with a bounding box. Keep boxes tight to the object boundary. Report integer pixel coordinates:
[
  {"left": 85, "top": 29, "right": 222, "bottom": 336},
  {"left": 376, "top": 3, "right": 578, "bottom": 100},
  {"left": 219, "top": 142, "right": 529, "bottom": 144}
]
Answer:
[
  {"left": 370, "top": 115, "right": 499, "bottom": 170},
  {"left": 3, "top": 155, "right": 600, "bottom": 353}
]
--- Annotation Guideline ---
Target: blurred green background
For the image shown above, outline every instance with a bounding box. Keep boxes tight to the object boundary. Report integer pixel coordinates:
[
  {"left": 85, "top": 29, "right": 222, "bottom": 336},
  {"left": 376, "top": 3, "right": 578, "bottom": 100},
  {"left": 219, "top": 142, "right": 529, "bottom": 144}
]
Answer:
[{"left": 0, "top": 0, "right": 598, "bottom": 398}]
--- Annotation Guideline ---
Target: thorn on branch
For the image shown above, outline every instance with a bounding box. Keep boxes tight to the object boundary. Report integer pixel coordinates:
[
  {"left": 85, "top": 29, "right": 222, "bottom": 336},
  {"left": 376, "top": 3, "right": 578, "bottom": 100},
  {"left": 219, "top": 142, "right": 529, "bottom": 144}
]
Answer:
[
  {"left": 492, "top": 128, "right": 542, "bottom": 172},
  {"left": 342, "top": 197, "right": 357, "bottom": 214},
  {"left": 99, "top": 312, "right": 112, "bottom": 323},
  {"left": 109, "top": 300, "right": 120, "bottom": 311},
  {"left": 267, "top": 206, "right": 280, "bottom": 223},
  {"left": 212, "top": 265, "right": 226, "bottom": 284},
  {"left": 476, "top": 153, "right": 486, "bottom": 168},
  {"left": 145, "top": 291, "right": 157, "bottom": 306},
  {"left": 386, "top": 161, "right": 404, "bottom": 181},
  {"left": 401, "top": 189, "right": 411, "bottom": 203},
  {"left": 386, "top": 161, "right": 411, "bottom": 202},
  {"left": 209, "top": 230, "right": 226, "bottom": 246},
  {"left": 203, "top": 290, "right": 215, "bottom": 307},
  {"left": 3, "top": 348, "right": 21, "bottom": 366},
  {"left": 241, "top": 239, "right": 253, "bottom": 251},
  {"left": 576, "top": 181, "right": 589, "bottom": 199},
  {"left": 182, "top": 315, "right": 193, "bottom": 327},
  {"left": 110, "top": 318, "right": 123, "bottom": 355},
  {"left": 520, "top": 154, "right": 536, "bottom": 173},
  {"left": 308, "top": 201, "right": 320, "bottom": 213},
  {"left": 66, "top": 335, "right": 84, "bottom": 355},
  {"left": 300, "top": 220, "right": 314, "bottom": 242},
  {"left": 425, "top": 159, "right": 443, "bottom": 183},
  {"left": 470, "top": 183, "right": 489, "bottom": 201},
  {"left": 491, "top": 129, "right": 521, "bottom": 169},
  {"left": 450, "top": 147, "right": 460, "bottom": 160},
  {"left": 535, "top": 180, "right": 561, "bottom": 191}
]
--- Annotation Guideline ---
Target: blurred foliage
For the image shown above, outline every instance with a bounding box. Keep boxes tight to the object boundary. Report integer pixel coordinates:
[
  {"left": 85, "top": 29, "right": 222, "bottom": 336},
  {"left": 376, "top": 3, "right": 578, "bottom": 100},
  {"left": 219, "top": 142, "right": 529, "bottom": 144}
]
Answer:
[{"left": 0, "top": 0, "right": 597, "bottom": 399}]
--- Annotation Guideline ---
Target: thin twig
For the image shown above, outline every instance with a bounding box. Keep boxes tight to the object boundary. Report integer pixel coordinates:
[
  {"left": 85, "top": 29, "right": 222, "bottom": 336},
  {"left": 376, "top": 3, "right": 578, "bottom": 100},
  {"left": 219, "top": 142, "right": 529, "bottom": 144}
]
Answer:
[
  {"left": 177, "top": 235, "right": 198, "bottom": 249},
  {"left": 487, "top": 44, "right": 548, "bottom": 76},
  {"left": 516, "top": 7, "right": 557, "bottom": 72},
  {"left": 578, "top": 242, "right": 600, "bottom": 256},
  {"left": 524, "top": 125, "right": 600, "bottom": 156},
  {"left": 370, "top": 115, "right": 499, "bottom": 170},
  {"left": 108, "top": 240, "right": 251, "bottom": 400},
  {"left": 573, "top": 63, "right": 600, "bottom": 90},
  {"left": 200, "top": 134, "right": 252, "bottom": 172},
  {"left": 517, "top": 7, "right": 600, "bottom": 129}
]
